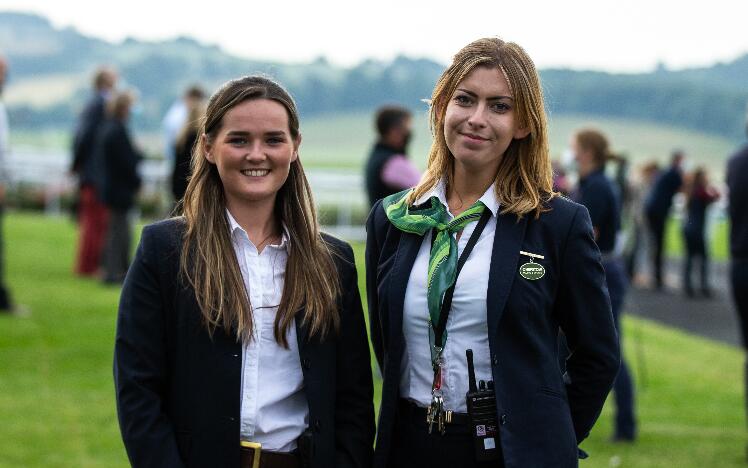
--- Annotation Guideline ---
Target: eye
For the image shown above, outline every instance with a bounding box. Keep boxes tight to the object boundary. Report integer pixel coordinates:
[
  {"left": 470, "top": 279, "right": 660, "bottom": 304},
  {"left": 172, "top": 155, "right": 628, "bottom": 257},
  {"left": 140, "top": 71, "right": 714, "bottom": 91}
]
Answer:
[
  {"left": 453, "top": 94, "right": 472, "bottom": 106},
  {"left": 228, "top": 137, "right": 247, "bottom": 146},
  {"left": 491, "top": 102, "right": 511, "bottom": 113},
  {"left": 267, "top": 136, "right": 287, "bottom": 145}
]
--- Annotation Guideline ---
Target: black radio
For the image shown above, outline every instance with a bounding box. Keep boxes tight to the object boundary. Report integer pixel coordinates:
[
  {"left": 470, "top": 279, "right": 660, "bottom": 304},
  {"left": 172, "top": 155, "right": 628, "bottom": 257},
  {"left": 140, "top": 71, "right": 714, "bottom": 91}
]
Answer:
[{"left": 465, "top": 349, "right": 500, "bottom": 461}]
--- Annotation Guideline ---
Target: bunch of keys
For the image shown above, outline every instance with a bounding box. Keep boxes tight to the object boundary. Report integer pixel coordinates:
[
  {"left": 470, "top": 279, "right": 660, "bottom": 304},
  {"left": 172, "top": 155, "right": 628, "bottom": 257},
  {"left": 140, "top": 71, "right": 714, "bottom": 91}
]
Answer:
[{"left": 426, "top": 356, "right": 446, "bottom": 434}]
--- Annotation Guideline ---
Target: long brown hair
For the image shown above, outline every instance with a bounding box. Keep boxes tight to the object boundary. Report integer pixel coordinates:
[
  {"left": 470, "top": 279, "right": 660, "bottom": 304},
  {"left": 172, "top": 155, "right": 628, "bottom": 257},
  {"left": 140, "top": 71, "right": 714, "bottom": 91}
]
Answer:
[
  {"left": 408, "top": 37, "right": 554, "bottom": 218},
  {"left": 180, "top": 75, "right": 340, "bottom": 346}
]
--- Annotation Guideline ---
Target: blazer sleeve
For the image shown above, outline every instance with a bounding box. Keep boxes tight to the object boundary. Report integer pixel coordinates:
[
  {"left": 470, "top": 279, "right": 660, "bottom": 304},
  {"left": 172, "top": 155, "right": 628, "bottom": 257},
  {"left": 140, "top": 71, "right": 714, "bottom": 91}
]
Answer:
[
  {"left": 334, "top": 243, "right": 376, "bottom": 468},
  {"left": 365, "top": 200, "right": 385, "bottom": 372},
  {"left": 113, "top": 226, "right": 185, "bottom": 468},
  {"left": 554, "top": 205, "right": 620, "bottom": 443}
]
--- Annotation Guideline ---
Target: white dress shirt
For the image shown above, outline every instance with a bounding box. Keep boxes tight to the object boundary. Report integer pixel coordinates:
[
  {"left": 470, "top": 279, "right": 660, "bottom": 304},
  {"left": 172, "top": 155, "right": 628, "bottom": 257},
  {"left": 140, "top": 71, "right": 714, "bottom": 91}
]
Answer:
[
  {"left": 227, "top": 211, "right": 309, "bottom": 452},
  {"left": 400, "top": 179, "right": 497, "bottom": 412}
]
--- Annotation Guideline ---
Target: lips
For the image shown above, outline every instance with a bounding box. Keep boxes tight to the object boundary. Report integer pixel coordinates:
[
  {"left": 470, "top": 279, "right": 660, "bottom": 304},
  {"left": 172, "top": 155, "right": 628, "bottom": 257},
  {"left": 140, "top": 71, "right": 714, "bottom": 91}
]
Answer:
[
  {"left": 241, "top": 169, "right": 270, "bottom": 177},
  {"left": 460, "top": 132, "right": 489, "bottom": 142}
]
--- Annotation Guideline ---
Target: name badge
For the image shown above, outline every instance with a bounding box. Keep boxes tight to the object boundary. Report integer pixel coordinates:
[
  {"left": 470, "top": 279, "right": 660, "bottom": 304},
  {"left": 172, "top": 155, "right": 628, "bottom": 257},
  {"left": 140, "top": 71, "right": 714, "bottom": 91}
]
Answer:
[{"left": 519, "top": 251, "right": 545, "bottom": 281}]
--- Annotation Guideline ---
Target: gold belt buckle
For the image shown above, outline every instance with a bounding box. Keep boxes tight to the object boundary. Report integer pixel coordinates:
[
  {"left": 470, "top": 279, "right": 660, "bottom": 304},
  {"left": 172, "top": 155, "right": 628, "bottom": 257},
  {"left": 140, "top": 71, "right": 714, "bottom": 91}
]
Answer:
[{"left": 240, "top": 441, "right": 262, "bottom": 468}]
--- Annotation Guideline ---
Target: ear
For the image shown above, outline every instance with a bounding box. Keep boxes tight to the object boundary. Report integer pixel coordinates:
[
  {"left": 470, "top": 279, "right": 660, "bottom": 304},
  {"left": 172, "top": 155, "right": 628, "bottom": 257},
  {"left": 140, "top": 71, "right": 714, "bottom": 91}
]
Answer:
[
  {"left": 292, "top": 133, "right": 302, "bottom": 162},
  {"left": 513, "top": 126, "right": 531, "bottom": 140},
  {"left": 202, "top": 135, "right": 215, "bottom": 164}
]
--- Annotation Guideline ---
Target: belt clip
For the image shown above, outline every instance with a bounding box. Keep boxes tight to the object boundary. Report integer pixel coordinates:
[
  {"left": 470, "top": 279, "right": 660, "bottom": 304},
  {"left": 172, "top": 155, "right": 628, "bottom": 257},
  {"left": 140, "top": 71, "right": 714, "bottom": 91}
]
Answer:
[{"left": 240, "top": 441, "right": 262, "bottom": 468}]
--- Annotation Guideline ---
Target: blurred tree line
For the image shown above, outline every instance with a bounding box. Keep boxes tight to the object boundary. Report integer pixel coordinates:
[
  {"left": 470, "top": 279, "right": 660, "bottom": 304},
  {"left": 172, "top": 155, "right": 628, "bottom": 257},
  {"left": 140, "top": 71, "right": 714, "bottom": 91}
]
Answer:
[{"left": 2, "top": 12, "right": 747, "bottom": 142}]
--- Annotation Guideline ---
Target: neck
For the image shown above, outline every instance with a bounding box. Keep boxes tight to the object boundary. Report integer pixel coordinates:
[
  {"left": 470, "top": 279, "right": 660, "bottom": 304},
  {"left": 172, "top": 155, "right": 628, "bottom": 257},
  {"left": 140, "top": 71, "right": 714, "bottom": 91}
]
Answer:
[
  {"left": 579, "top": 162, "right": 600, "bottom": 179},
  {"left": 226, "top": 197, "right": 280, "bottom": 252},
  {"left": 447, "top": 162, "right": 495, "bottom": 216}
]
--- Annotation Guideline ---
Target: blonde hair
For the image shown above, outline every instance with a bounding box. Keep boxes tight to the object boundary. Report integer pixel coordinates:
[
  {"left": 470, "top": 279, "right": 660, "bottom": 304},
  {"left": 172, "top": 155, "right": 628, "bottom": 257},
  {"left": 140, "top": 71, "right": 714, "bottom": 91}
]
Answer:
[
  {"left": 180, "top": 75, "right": 340, "bottom": 346},
  {"left": 408, "top": 37, "right": 555, "bottom": 218}
]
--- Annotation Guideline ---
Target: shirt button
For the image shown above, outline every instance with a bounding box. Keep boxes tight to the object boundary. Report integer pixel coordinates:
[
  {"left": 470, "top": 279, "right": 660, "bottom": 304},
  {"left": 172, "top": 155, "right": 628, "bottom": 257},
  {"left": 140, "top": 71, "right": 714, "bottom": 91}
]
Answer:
[{"left": 500, "top": 414, "right": 507, "bottom": 425}]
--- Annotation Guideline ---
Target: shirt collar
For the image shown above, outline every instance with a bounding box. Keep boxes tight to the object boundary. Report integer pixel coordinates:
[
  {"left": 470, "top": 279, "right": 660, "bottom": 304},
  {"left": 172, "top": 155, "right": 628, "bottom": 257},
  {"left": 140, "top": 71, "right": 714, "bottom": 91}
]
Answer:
[
  {"left": 226, "top": 209, "right": 290, "bottom": 249},
  {"left": 414, "top": 178, "right": 500, "bottom": 217}
]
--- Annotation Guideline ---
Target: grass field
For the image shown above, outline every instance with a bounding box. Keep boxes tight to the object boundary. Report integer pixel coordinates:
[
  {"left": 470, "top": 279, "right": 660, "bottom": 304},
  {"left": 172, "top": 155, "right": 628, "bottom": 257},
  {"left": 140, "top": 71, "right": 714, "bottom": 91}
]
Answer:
[{"left": 0, "top": 212, "right": 745, "bottom": 467}]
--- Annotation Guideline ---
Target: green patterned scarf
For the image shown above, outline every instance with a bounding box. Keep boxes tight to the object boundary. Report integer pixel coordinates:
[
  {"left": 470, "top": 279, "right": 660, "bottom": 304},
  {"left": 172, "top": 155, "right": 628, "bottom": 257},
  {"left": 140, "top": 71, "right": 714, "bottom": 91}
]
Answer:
[{"left": 382, "top": 190, "right": 486, "bottom": 354}]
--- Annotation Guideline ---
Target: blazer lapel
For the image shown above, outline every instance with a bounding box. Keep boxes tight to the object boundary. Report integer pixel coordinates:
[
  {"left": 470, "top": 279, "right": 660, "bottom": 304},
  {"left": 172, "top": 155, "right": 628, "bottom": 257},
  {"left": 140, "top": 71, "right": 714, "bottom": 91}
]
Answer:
[{"left": 486, "top": 212, "right": 528, "bottom": 336}]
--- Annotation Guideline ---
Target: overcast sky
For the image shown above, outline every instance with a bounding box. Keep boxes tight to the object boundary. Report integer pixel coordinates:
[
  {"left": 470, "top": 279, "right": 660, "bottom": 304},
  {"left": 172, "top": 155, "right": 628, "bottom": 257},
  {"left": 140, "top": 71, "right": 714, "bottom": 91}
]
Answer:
[{"left": 2, "top": 0, "right": 747, "bottom": 73}]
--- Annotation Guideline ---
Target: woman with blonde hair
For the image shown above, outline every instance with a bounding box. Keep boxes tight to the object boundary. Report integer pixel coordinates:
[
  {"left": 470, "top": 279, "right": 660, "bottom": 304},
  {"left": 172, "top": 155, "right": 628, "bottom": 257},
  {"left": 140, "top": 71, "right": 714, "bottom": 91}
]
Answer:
[
  {"left": 115, "top": 75, "right": 374, "bottom": 468},
  {"left": 366, "top": 38, "right": 619, "bottom": 467}
]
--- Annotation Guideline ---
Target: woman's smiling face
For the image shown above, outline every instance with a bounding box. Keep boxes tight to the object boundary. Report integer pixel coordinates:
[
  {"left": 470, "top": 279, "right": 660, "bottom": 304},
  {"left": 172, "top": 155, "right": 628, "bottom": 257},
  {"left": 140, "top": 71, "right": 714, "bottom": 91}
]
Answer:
[
  {"left": 443, "top": 65, "right": 529, "bottom": 175},
  {"left": 205, "top": 98, "right": 299, "bottom": 210}
]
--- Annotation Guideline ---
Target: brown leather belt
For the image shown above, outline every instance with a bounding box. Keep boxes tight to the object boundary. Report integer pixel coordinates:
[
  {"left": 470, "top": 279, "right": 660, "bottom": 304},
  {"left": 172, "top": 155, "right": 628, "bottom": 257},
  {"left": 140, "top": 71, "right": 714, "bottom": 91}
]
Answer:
[{"left": 240, "top": 441, "right": 301, "bottom": 468}]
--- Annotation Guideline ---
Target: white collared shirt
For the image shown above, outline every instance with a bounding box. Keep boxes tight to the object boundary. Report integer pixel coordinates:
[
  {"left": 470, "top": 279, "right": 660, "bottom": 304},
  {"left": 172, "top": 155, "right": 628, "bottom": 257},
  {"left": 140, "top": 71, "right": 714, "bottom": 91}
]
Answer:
[
  {"left": 400, "top": 180, "right": 497, "bottom": 412},
  {"left": 227, "top": 211, "right": 308, "bottom": 452}
]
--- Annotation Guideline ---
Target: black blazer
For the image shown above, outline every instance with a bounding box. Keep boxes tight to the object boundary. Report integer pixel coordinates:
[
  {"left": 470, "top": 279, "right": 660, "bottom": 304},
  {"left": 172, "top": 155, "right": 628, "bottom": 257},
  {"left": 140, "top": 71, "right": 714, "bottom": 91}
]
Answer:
[
  {"left": 72, "top": 93, "right": 106, "bottom": 184},
  {"left": 366, "top": 195, "right": 620, "bottom": 468},
  {"left": 114, "top": 218, "right": 375, "bottom": 468},
  {"left": 93, "top": 119, "right": 142, "bottom": 211}
]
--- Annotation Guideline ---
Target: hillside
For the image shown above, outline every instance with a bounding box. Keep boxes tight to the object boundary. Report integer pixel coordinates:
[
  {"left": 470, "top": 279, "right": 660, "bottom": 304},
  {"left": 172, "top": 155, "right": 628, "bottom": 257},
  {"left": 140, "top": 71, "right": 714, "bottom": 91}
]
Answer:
[{"left": 1, "top": 11, "right": 747, "bottom": 141}]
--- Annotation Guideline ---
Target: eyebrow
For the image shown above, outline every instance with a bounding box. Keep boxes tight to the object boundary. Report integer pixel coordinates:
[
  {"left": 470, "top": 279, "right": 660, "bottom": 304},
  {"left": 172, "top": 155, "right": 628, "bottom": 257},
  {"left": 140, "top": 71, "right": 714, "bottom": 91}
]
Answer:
[
  {"left": 456, "top": 88, "right": 514, "bottom": 101},
  {"left": 225, "top": 130, "right": 287, "bottom": 137}
]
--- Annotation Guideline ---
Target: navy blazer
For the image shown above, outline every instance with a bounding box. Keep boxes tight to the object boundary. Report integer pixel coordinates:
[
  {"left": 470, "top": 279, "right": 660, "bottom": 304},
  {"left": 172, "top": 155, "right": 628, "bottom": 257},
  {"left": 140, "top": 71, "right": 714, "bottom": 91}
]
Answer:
[
  {"left": 366, "top": 195, "right": 620, "bottom": 468},
  {"left": 114, "top": 218, "right": 375, "bottom": 468}
]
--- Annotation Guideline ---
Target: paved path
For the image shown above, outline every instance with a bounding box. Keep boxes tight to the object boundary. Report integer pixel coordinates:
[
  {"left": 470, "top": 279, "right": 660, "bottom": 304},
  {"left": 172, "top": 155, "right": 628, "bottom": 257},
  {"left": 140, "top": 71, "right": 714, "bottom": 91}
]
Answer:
[{"left": 625, "top": 259, "right": 742, "bottom": 347}]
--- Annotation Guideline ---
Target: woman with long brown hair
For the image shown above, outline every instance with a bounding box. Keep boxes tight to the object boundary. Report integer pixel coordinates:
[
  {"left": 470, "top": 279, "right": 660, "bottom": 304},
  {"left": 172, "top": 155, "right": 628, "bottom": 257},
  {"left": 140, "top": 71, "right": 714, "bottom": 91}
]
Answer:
[
  {"left": 114, "top": 75, "right": 374, "bottom": 468},
  {"left": 366, "top": 38, "right": 619, "bottom": 467}
]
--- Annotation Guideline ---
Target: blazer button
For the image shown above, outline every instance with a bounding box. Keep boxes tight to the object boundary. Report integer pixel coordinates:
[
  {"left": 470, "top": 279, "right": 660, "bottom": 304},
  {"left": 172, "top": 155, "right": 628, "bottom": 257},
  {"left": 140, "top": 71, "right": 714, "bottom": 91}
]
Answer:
[
  {"left": 492, "top": 355, "right": 499, "bottom": 366},
  {"left": 500, "top": 414, "right": 507, "bottom": 425},
  {"left": 302, "top": 358, "right": 311, "bottom": 370},
  {"left": 314, "top": 419, "right": 322, "bottom": 432}
]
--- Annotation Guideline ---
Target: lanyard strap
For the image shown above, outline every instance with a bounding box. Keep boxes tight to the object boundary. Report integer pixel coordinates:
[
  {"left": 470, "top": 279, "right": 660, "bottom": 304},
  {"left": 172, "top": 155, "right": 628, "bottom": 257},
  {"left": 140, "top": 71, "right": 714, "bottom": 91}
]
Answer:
[{"left": 430, "top": 208, "right": 492, "bottom": 355}]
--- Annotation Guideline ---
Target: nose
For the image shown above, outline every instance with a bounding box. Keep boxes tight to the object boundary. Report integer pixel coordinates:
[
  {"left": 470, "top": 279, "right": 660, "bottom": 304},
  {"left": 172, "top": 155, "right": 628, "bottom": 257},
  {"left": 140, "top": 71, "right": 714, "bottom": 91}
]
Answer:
[
  {"left": 244, "top": 141, "right": 266, "bottom": 162},
  {"left": 467, "top": 102, "right": 488, "bottom": 129}
]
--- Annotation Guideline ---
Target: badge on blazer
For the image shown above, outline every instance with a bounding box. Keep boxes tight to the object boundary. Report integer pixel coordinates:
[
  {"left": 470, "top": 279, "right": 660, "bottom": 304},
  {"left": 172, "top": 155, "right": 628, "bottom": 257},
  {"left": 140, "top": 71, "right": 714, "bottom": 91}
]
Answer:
[{"left": 519, "top": 251, "right": 545, "bottom": 281}]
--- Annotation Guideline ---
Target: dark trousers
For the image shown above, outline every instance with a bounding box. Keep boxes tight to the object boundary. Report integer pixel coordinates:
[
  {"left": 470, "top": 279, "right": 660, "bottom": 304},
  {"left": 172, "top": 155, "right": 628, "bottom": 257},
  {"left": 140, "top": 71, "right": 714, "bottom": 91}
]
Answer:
[
  {"left": 730, "top": 259, "right": 748, "bottom": 428},
  {"left": 102, "top": 209, "right": 131, "bottom": 283},
  {"left": 646, "top": 211, "right": 667, "bottom": 288},
  {"left": 604, "top": 259, "right": 636, "bottom": 439},
  {"left": 388, "top": 400, "right": 503, "bottom": 468},
  {"left": 683, "top": 229, "right": 709, "bottom": 294},
  {"left": 0, "top": 204, "right": 12, "bottom": 311}
]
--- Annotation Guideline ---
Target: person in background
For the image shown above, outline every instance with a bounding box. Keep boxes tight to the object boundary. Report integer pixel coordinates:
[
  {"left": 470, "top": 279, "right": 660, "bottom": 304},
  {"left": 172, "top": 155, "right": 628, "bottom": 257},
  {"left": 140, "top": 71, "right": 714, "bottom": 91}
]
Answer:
[
  {"left": 551, "top": 158, "right": 571, "bottom": 195},
  {"left": 115, "top": 75, "right": 374, "bottom": 467},
  {"left": 624, "top": 161, "right": 660, "bottom": 284},
  {"left": 0, "top": 54, "right": 18, "bottom": 315},
  {"left": 367, "top": 38, "right": 619, "bottom": 467},
  {"left": 570, "top": 128, "right": 636, "bottom": 442},
  {"left": 171, "top": 88, "right": 206, "bottom": 207},
  {"left": 93, "top": 91, "right": 142, "bottom": 285},
  {"left": 643, "top": 150, "right": 684, "bottom": 290},
  {"left": 726, "top": 107, "right": 748, "bottom": 460},
  {"left": 681, "top": 166, "right": 720, "bottom": 298},
  {"left": 71, "top": 66, "right": 118, "bottom": 276},
  {"left": 364, "top": 105, "right": 421, "bottom": 208},
  {"left": 162, "top": 85, "right": 205, "bottom": 168}
]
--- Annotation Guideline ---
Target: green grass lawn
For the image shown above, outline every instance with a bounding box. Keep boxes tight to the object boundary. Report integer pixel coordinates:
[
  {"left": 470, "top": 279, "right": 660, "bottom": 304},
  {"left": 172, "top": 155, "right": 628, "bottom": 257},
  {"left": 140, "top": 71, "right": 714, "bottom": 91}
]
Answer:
[{"left": 0, "top": 212, "right": 745, "bottom": 467}]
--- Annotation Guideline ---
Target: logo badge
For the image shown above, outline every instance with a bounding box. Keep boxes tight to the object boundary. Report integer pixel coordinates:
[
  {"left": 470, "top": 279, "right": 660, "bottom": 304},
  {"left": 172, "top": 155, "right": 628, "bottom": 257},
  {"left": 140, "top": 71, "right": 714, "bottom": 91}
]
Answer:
[{"left": 519, "top": 261, "right": 545, "bottom": 280}]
